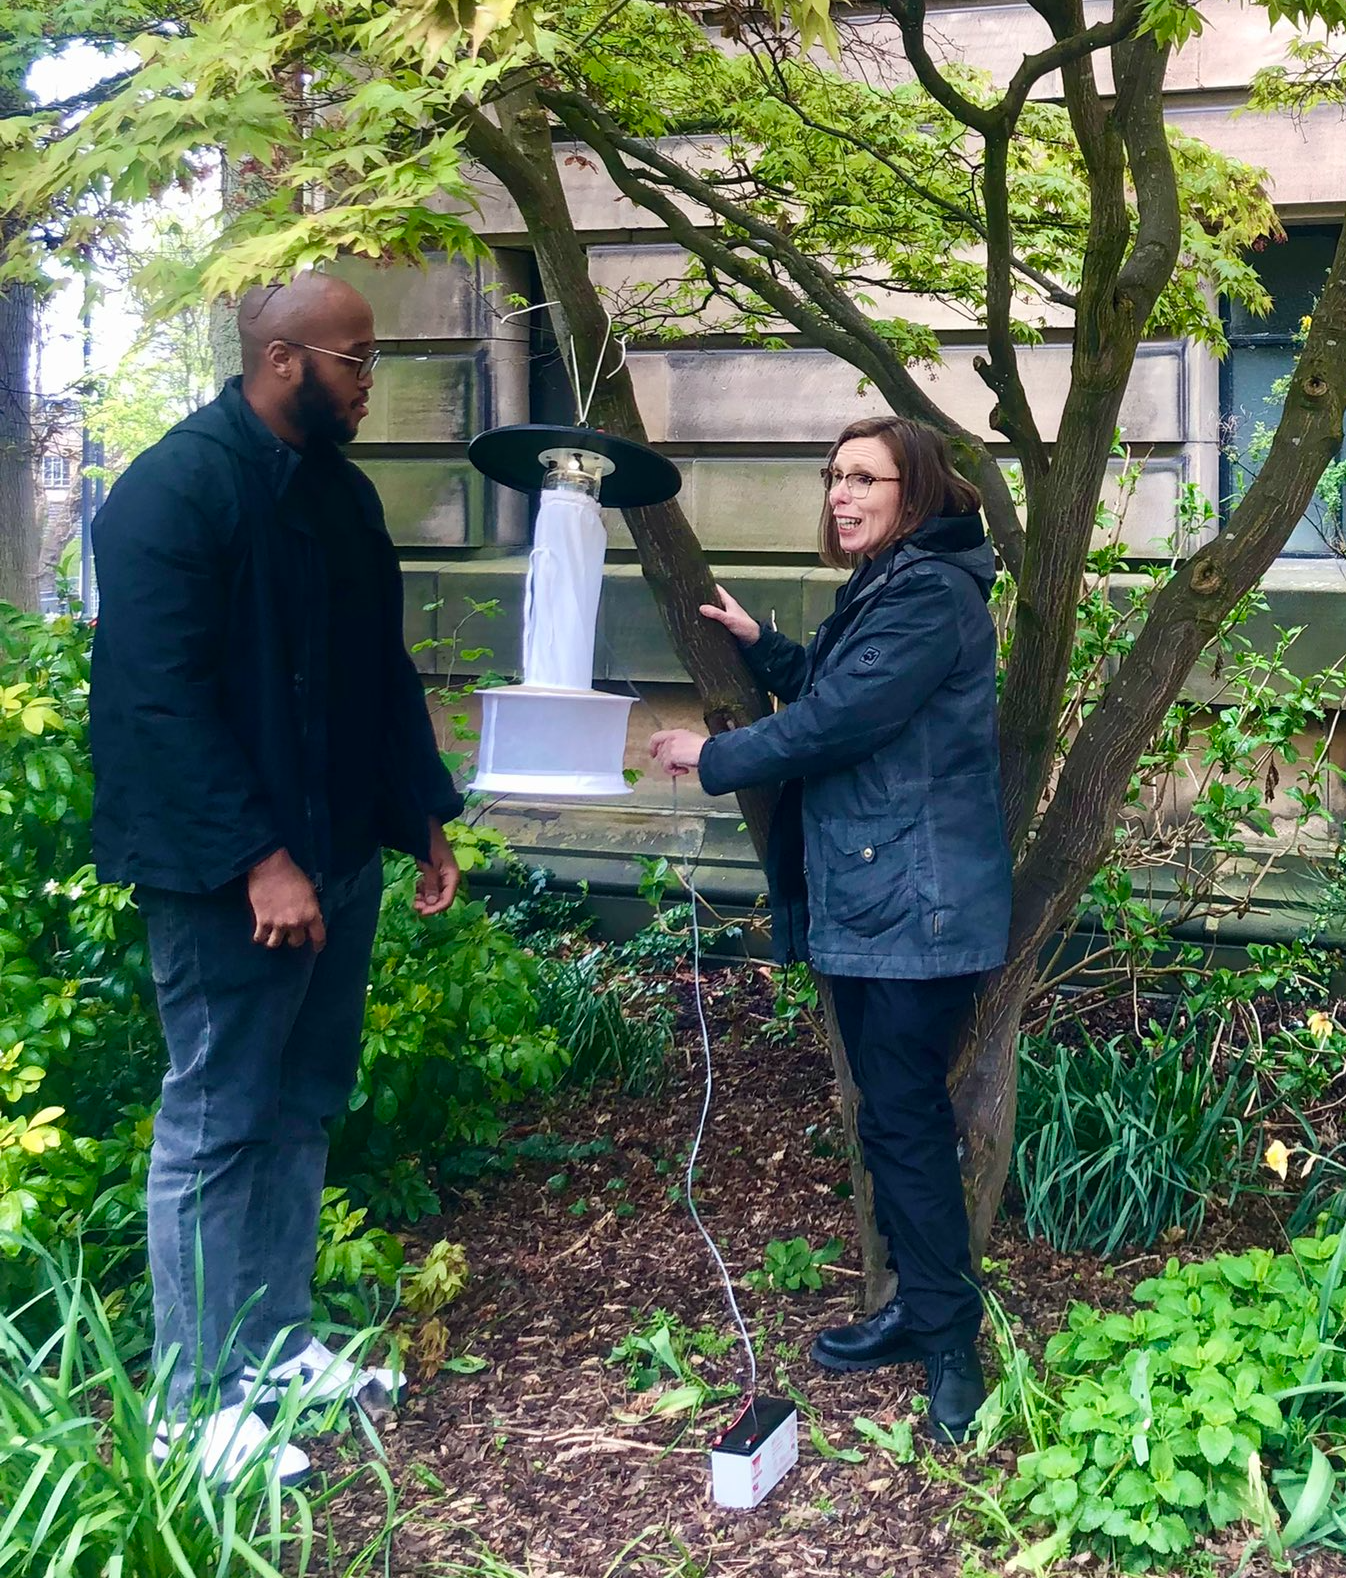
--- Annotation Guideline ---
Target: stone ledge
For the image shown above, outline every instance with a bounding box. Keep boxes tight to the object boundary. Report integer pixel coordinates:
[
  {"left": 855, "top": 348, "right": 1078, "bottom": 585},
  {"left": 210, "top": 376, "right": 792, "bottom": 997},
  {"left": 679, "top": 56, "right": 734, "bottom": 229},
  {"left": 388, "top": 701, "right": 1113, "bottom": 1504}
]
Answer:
[{"left": 405, "top": 555, "right": 1346, "bottom": 685}]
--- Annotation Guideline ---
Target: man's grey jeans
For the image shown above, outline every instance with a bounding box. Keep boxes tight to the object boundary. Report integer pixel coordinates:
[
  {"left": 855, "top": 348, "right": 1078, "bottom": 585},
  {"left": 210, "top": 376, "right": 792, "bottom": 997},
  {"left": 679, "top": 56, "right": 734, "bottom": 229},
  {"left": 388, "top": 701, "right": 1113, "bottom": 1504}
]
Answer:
[{"left": 137, "top": 856, "right": 383, "bottom": 1410}]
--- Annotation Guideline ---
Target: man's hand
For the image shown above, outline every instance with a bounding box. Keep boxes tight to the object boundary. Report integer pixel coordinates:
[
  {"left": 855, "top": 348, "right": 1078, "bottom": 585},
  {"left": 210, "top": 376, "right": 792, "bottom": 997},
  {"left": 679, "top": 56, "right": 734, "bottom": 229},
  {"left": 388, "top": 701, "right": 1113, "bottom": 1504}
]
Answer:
[
  {"left": 415, "top": 820, "right": 461, "bottom": 916},
  {"left": 649, "top": 729, "right": 708, "bottom": 777},
  {"left": 248, "top": 848, "right": 327, "bottom": 952}
]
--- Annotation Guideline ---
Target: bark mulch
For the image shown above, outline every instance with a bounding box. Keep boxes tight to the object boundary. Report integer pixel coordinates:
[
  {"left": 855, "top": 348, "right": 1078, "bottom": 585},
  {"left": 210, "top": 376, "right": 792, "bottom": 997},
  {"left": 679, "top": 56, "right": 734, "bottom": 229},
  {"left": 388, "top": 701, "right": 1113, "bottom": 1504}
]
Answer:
[{"left": 304, "top": 966, "right": 1346, "bottom": 1577}]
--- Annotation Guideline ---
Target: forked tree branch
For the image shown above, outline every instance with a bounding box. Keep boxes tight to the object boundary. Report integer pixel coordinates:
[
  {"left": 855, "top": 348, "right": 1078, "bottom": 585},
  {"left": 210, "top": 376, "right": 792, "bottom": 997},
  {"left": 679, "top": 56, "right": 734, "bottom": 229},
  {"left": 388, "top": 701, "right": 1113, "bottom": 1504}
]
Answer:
[
  {"left": 884, "top": 0, "right": 1144, "bottom": 134},
  {"left": 541, "top": 85, "right": 1027, "bottom": 578},
  {"left": 742, "top": 36, "right": 1080, "bottom": 312},
  {"left": 977, "top": 131, "right": 1049, "bottom": 483},
  {"left": 995, "top": 15, "right": 1165, "bottom": 854},
  {"left": 1011, "top": 219, "right": 1346, "bottom": 966}
]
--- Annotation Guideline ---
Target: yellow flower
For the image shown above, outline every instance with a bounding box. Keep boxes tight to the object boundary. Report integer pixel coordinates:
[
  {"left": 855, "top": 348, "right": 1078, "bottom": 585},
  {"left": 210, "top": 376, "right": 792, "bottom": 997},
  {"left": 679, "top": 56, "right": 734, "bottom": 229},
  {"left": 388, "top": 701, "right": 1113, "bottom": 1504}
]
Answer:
[
  {"left": 1265, "top": 1141, "right": 1290, "bottom": 1181},
  {"left": 1308, "top": 1011, "right": 1335, "bottom": 1044}
]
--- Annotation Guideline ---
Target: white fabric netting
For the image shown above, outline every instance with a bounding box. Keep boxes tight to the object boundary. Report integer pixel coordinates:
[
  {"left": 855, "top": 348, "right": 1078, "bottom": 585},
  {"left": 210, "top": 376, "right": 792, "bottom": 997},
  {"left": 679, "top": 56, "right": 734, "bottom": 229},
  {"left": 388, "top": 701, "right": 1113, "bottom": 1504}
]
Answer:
[{"left": 520, "top": 489, "right": 608, "bottom": 690}]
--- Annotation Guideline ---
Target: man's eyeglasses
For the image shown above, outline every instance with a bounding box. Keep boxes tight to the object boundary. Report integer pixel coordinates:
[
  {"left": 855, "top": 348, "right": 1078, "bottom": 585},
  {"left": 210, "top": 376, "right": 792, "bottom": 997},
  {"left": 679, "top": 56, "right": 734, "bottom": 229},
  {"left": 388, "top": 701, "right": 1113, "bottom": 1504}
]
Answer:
[
  {"left": 819, "top": 467, "right": 900, "bottom": 499},
  {"left": 280, "top": 340, "right": 381, "bottom": 379}
]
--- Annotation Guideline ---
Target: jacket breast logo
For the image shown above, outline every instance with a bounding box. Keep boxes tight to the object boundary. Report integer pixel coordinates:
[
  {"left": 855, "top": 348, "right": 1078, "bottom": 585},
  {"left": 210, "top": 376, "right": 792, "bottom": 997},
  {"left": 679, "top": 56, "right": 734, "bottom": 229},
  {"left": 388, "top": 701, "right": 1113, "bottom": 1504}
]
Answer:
[{"left": 860, "top": 646, "right": 881, "bottom": 666}]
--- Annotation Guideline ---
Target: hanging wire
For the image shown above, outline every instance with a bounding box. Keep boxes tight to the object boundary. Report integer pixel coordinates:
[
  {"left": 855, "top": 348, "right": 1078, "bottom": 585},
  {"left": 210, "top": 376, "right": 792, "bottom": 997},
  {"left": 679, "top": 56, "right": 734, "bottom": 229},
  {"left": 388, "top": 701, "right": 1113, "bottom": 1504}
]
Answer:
[
  {"left": 674, "top": 770, "right": 760, "bottom": 1413},
  {"left": 584, "top": 645, "right": 761, "bottom": 1425},
  {"left": 591, "top": 630, "right": 761, "bottom": 1407},
  {"left": 497, "top": 298, "right": 628, "bottom": 427},
  {"left": 462, "top": 356, "right": 761, "bottom": 1412}
]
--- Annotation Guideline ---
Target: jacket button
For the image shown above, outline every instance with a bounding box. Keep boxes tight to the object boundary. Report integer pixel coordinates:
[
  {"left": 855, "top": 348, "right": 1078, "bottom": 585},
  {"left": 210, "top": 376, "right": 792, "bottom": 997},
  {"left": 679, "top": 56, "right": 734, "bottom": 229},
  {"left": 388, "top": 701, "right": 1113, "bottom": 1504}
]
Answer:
[{"left": 861, "top": 846, "right": 875, "bottom": 861}]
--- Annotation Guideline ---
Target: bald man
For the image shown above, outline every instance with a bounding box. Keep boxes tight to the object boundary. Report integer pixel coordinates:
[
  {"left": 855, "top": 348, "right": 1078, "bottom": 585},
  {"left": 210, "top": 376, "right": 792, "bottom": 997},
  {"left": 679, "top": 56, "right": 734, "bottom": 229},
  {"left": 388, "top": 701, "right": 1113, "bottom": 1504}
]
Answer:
[{"left": 89, "top": 274, "right": 463, "bottom": 1484}]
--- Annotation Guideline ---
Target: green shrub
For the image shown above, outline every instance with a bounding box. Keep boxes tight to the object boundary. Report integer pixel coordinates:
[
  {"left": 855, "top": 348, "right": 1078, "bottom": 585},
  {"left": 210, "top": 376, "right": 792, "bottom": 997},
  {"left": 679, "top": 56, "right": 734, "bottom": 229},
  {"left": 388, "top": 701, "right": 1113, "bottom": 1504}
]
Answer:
[
  {"left": 493, "top": 861, "right": 596, "bottom": 949},
  {"left": 606, "top": 1309, "right": 739, "bottom": 1417},
  {"left": 1013, "top": 1002, "right": 1270, "bottom": 1256},
  {"left": 535, "top": 953, "right": 671, "bottom": 1095},
  {"left": 978, "top": 1236, "right": 1346, "bottom": 1569},
  {"left": 330, "top": 865, "right": 570, "bottom": 1219},
  {"left": 493, "top": 863, "right": 675, "bottom": 1097},
  {"left": 764, "top": 962, "right": 819, "bottom": 1044},
  {"left": 0, "top": 1244, "right": 396, "bottom": 1576},
  {"left": 0, "top": 608, "right": 162, "bottom": 1124}
]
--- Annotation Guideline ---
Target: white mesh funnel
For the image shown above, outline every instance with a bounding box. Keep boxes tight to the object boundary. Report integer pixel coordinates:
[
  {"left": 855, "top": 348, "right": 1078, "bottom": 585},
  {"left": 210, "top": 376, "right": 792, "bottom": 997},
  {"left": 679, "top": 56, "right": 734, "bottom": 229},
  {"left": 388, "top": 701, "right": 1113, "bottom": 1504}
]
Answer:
[
  {"left": 473, "top": 686, "right": 635, "bottom": 796},
  {"left": 521, "top": 489, "right": 607, "bottom": 691}
]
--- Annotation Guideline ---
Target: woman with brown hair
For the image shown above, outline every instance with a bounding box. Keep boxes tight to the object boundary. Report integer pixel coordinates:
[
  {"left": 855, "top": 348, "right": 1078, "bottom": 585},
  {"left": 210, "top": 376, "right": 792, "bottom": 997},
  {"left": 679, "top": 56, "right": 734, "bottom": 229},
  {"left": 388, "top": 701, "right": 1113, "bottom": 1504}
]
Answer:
[{"left": 649, "top": 415, "right": 1011, "bottom": 1442}]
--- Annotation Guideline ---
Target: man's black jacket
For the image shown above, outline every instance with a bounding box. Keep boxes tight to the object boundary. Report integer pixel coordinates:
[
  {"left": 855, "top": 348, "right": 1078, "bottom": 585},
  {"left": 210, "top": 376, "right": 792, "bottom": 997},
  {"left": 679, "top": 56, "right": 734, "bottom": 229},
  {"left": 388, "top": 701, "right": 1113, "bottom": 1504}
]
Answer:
[{"left": 89, "top": 378, "right": 463, "bottom": 894}]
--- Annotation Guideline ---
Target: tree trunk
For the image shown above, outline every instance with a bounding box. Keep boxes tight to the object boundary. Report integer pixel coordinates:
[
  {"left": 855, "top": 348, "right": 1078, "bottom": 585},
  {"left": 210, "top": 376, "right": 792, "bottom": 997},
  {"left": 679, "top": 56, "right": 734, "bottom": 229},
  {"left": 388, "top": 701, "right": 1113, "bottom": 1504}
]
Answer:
[
  {"left": 0, "top": 66, "right": 38, "bottom": 613},
  {"left": 951, "top": 218, "right": 1346, "bottom": 1267},
  {"left": 0, "top": 263, "right": 37, "bottom": 611},
  {"left": 949, "top": 955, "right": 1037, "bottom": 1265},
  {"left": 816, "top": 976, "right": 895, "bottom": 1310}
]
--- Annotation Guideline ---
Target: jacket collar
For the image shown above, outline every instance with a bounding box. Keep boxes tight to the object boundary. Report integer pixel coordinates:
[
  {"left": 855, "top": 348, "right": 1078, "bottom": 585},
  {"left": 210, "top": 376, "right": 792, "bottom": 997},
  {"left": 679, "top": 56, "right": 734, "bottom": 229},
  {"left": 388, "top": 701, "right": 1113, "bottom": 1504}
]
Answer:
[
  {"left": 808, "top": 512, "right": 988, "bottom": 680},
  {"left": 211, "top": 378, "right": 305, "bottom": 502},
  {"left": 179, "top": 378, "right": 344, "bottom": 498},
  {"left": 843, "top": 513, "right": 989, "bottom": 613},
  {"left": 176, "top": 380, "right": 364, "bottom": 536}
]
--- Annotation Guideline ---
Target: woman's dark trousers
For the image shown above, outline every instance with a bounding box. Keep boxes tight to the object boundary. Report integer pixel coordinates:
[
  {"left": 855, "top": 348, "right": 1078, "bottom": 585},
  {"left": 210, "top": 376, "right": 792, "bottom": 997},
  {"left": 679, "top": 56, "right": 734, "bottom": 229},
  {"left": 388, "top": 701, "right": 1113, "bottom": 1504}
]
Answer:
[
  {"left": 137, "top": 856, "right": 383, "bottom": 1411},
  {"left": 829, "top": 973, "right": 983, "bottom": 1351}
]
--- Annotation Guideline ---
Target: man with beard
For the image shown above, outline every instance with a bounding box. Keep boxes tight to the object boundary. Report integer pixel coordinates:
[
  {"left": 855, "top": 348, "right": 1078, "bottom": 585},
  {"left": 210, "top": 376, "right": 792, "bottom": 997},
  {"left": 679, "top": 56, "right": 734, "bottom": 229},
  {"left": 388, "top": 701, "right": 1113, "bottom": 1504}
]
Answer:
[{"left": 89, "top": 274, "right": 463, "bottom": 1484}]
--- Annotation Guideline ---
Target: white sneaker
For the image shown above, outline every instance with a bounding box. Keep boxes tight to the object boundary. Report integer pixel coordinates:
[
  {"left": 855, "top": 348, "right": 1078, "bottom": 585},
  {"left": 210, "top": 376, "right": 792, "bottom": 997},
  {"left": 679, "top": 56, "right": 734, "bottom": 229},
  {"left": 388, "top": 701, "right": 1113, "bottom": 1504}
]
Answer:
[
  {"left": 150, "top": 1400, "right": 310, "bottom": 1486},
  {"left": 242, "top": 1336, "right": 399, "bottom": 1410}
]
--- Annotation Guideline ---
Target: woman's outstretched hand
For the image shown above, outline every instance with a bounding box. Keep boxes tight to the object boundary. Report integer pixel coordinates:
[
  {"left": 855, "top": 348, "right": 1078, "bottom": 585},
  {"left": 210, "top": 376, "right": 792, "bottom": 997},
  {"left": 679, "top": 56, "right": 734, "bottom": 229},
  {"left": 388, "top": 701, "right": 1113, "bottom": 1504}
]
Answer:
[
  {"left": 700, "top": 584, "right": 759, "bottom": 646},
  {"left": 649, "top": 729, "right": 708, "bottom": 777}
]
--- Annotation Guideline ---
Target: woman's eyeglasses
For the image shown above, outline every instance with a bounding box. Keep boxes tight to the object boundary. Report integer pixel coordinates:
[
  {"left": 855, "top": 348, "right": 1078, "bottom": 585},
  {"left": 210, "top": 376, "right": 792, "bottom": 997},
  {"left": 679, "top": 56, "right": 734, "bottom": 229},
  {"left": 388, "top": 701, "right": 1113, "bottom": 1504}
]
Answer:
[{"left": 819, "top": 468, "right": 900, "bottom": 499}]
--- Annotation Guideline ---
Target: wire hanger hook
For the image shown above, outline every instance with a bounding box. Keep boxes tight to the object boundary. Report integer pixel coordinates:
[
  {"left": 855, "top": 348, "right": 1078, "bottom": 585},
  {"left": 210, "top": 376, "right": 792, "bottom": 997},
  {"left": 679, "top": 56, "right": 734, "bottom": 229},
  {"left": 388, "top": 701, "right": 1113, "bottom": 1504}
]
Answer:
[{"left": 497, "top": 298, "right": 627, "bottom": 427}]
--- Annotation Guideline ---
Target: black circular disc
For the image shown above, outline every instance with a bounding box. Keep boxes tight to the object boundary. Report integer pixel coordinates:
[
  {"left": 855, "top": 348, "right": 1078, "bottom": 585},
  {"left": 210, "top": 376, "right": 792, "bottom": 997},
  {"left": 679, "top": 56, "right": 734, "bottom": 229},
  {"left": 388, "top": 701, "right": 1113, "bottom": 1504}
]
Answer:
[{"left": 467, "top": 424, "right": 682, "bottom": 507}]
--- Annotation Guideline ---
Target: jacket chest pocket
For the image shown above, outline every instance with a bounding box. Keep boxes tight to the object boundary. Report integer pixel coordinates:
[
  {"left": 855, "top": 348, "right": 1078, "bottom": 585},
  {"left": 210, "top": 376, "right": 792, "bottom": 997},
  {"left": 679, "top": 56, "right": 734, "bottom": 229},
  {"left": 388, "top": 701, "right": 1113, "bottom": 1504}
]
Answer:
[{"left": 818, "top": 814, "right": 918, "bottom": 939}]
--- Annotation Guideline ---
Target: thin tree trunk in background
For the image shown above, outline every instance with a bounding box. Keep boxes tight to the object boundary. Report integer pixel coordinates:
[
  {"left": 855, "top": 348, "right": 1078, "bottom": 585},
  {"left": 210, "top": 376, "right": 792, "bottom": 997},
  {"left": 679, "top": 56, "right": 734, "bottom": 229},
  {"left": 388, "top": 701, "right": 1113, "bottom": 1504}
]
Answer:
[
  {"left": 817, "top": 976, "right": 895, "bottom": 1311},
  {"left": 0, "top": 67, "right": 38, "bottom": 611},
  {"left": 208, "top": 163, "right": 250, "bottom": 386},
  {"left": 0, "top": 260, "right": 37, "bottom": 611}
]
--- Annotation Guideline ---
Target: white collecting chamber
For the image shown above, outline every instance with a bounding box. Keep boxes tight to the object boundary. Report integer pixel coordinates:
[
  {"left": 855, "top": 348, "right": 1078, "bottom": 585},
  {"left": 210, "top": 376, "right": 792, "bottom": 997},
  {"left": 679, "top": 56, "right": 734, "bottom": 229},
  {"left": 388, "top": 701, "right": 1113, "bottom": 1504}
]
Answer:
[{"left": 472, "top": 451, "right": 635, "bottom": 796}]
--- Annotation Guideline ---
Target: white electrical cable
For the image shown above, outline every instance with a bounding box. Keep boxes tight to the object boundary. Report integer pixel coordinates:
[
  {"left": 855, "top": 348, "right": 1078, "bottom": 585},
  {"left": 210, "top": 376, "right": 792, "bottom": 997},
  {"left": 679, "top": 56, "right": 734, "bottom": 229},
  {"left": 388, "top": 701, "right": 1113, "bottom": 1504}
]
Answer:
[
  {"left": 673, "top": 776, "right": 760, "bottom": 1407},
  {"left": 593, "top": 639, "right": 763, "bottom": 1411}
]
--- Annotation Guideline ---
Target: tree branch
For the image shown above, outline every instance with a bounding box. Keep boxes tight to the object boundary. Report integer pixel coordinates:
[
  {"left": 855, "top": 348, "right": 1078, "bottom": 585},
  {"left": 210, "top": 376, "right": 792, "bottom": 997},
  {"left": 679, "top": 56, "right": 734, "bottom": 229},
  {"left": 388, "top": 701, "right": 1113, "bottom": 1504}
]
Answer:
[
  {"left": 881, "top": 0, "right": 996, "bottom": 135},
  {"left": 1112, "top": 29, "right": 1182, "bottom": 315},
  {"left": 976, "top": 130, "right": 1048, "bottom": 483},
  {"left": 744, "top": 40, "right": 1079, "bottom": 312},
  {"left": 995, "top": 7, "right": 1159, "bottom": 854},
  {"left": 998, "top": 0, "right": 1145, "bottom": 127},
  {"left": 542, "top": 86, "right": 1026, "bottom": 578},
  {"left": 1010, "top": 219, "right": 1346, "bottom": 967},
  {"left": 463, "top": 84, "right": 781, "bottom": 857},
  {"left": 5, "top": 66, "right": 142, "bottom": 122},
  {"left": 885, "top": 0, "right": 1144, "bottom": 136}
]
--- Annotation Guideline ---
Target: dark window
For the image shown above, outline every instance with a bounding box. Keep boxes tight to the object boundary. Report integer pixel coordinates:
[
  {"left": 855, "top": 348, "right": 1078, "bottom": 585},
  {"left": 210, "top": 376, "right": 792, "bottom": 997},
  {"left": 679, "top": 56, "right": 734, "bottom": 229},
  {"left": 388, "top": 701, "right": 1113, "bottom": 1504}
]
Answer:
[
  {"left": 41, "top": 453, "right": 71, "bottom": 490},
  {"left": 1221, "top": 225, "right": 1345, "bottom": 556}
]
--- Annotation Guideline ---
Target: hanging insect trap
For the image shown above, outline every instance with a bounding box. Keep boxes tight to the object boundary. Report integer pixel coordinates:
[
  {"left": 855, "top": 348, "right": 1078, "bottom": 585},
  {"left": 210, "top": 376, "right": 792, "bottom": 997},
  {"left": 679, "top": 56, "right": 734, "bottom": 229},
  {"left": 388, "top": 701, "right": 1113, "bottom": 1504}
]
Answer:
[
  {"left": 465, "top": 423, "right": 682, "bottom": 797},
  {"left": 470, "top": 412, "right": 798, "bottom": 1512}
]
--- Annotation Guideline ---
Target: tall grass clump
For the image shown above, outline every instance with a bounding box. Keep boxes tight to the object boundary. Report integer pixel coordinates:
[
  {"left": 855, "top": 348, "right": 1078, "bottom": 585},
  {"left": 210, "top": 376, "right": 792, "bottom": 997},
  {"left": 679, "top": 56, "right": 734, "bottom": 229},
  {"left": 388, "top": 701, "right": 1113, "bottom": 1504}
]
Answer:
[
  {"left": 0, "top": 1245, "right": 396, "bottom": 1576},
  {"left": 537, "top": 953, "right": 672, "bottom": 1097},
  {"left": 1013, "top": 1001, "right": 1271, "bottom": 1256}
]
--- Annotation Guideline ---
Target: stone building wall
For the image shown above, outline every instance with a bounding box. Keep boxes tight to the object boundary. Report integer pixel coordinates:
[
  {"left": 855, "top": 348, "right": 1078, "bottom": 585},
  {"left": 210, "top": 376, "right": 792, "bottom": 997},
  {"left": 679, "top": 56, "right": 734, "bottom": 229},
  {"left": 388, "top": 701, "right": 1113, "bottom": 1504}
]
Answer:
[{"left": 341, "top": 1, "right": 1346, "bottom": 913}]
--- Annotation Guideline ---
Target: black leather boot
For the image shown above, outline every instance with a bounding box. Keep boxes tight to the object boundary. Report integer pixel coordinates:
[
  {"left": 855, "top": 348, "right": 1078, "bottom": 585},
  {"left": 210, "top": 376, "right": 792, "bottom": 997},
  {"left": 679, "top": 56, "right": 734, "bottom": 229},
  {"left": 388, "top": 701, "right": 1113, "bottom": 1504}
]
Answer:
[
  {"left": 925, "top": 1344, "right": 986, "bottom": 1443},
  {"left": 810, "top": 1294, "right": 924, "bottom": 1371}
]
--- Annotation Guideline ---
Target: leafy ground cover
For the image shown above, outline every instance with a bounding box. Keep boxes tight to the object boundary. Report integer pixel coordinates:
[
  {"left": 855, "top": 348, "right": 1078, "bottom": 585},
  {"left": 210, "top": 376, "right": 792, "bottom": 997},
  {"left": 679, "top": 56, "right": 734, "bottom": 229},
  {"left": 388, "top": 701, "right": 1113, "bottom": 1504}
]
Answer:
[{"left": 273, "top": 966, "right": 1346, "bottom": 1578}]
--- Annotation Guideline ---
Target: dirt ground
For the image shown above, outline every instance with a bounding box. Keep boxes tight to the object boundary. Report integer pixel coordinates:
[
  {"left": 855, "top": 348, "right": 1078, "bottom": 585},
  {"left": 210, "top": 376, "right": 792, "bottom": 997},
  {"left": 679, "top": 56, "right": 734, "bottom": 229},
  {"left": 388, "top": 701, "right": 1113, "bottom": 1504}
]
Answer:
[{"left": 306, "top": 966, "right": 1346, "bottom": 1577}]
